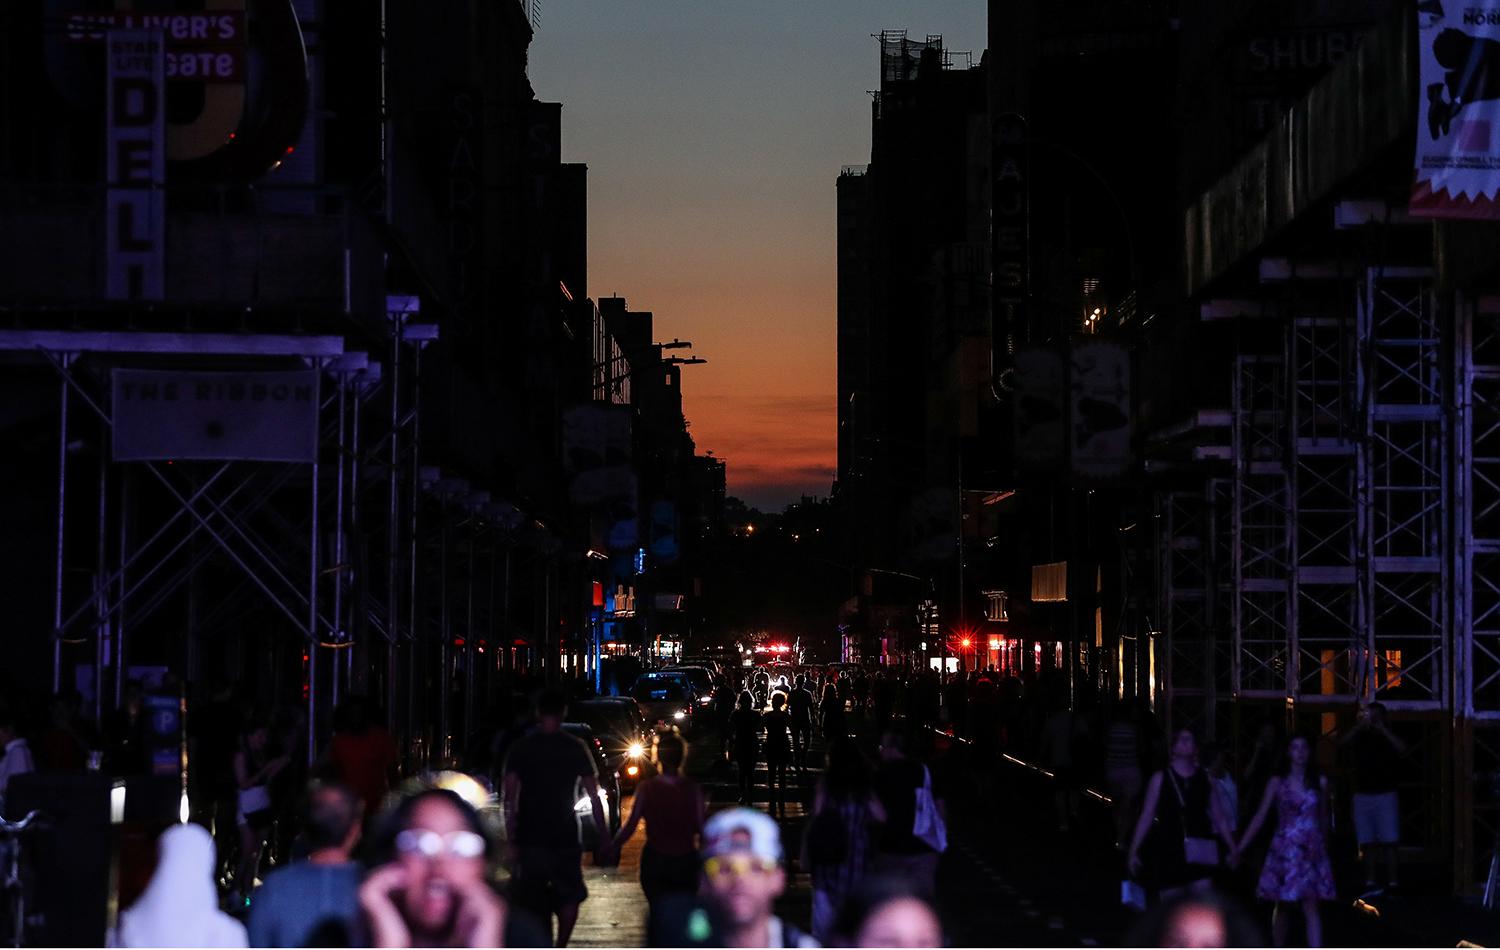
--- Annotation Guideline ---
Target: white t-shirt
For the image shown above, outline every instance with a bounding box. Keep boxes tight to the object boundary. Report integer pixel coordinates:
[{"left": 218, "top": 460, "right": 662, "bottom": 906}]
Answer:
[{"left": 0, "top": 737, "right": 36, "bottom": 810}]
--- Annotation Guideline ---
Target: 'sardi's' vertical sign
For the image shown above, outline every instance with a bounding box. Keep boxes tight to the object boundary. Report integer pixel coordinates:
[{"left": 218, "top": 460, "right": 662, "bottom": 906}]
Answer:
[
  {"left": 992, "top": 112, "right": 1029, "bottom": 377},
  {"left": 105, "top": 30, "right": 165, "bottom": 300}
]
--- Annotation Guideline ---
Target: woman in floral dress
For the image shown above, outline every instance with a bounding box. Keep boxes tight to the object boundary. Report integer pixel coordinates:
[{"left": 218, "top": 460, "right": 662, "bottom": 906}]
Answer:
[{"left": 1232, "top": 735, "right": 1336, "bottom": 947}]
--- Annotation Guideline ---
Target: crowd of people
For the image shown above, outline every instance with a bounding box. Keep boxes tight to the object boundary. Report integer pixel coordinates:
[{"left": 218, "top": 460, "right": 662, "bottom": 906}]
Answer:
[
  {"left": 117, "top": 678, "right": 951, "bottom": 949},
  {"left": 0, "top": 658, "right": 1414, "bottom": 948}
]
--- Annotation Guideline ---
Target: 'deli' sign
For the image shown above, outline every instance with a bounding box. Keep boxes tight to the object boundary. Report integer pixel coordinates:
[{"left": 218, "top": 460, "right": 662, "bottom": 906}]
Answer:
[
  {"left": 105, "top": 30, "right": 165, "bottom": 299},
  {"left": 112, "top": 370, "right": 320, "bottom": 463}
]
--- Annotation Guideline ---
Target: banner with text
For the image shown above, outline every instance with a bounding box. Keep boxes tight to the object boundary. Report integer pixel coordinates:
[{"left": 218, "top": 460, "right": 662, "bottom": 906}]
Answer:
[
  {"left": 112, "top": 369, "right": 319, "bottom": 462},
  {"left": 1412, "top": 2, "right": 1500, "bottom": 218}
]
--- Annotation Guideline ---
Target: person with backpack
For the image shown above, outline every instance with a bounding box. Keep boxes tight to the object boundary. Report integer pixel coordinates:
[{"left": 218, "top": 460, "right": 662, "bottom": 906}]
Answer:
[{"left": 804, "top": 736, "right": 885, "bottom": 943}]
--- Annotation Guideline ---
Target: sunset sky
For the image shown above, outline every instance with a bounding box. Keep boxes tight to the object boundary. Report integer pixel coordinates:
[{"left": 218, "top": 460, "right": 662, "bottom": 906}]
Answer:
[{"left": 530, "top": 0, "right": 987, "bottom": 511}]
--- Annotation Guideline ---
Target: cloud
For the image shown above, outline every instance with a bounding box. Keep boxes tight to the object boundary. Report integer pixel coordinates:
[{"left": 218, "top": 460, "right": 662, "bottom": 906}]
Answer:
[{"left": 696, "top": 393, "right": 830, "bottom": 416}]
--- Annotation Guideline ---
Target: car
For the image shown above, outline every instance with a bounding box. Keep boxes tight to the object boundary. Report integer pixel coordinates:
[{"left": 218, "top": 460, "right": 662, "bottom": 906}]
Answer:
[
  {"left": 681, "top": 654, "right": 728, "bottom": 677},
  {"left": 664, "top": 665, "right": 717, "bottom": 710},
  {"left": 562, "top": 722, "right": 622, "bottom": 850},
  {"left": 631, "top": 671, "right": 698, "bottom": 730},
  {"left": 570, "top": 697, "right": 653, "bottom": 790}
]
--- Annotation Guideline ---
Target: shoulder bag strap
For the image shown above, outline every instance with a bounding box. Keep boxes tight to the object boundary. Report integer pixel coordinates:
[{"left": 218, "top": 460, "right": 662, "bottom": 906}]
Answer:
[{"left": 1165, "top": 768, "right": 1190, "bottom": 839}]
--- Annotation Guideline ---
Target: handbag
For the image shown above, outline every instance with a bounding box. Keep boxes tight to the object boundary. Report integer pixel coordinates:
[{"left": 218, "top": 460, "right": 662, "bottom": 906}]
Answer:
[
  {"left": 912, "top": 765, "right": 948, "bottom": 853},
  {"left": 1166, "top": 770, "right": 1219, "bottom": 868}
]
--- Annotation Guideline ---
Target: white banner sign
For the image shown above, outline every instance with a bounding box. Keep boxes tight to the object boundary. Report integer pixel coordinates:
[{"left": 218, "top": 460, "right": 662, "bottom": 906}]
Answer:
[
  {"left": 112, "top": 370, "right": 319, "bottom": 462},
  {"left": 105, "top": 30, "right": 166, "bottom": 299},
  {"left": 1412, "top": 3, "right": 1500, "bottom": 218}
]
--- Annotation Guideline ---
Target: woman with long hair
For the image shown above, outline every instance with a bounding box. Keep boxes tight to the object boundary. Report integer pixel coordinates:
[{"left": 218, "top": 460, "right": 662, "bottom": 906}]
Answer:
[
  {"left": 762, "top": 691, "right": 793, "bottom": 818},
  {"left": 1127, "top": 728, "right": 1237, "bottom": 901},
  {"left": 1231, "top": 736, "right": 1336, "bottom": 947},
  {"left": 806, "top": 736, "right": 886, "bottom": 943},
  {"left": 232, "top": 719, "right": 289, "bottom": 903},
  {"left": 361, "top": 787, "right": 545, "bottom": 947},
  {"left": 612, "top": 731, "right": 705, "bottom": 905}
]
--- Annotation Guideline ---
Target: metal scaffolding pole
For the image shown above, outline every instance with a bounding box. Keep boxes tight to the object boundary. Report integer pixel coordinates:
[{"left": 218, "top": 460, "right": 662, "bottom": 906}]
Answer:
[
  {"left": 329, "top": 375, "right": 345, "bottom": 710},
  {"left": 387, "top": 313, "right": 404, "bottom": 735},
  {"left": 52, "top": 355, "right": 72, "bottom": 693},
  {"left": 94, "top": 437, "right": 109, "bottom": 725},
  {"left": 307, "top": 368, "right": 323, "bottom": 767}
]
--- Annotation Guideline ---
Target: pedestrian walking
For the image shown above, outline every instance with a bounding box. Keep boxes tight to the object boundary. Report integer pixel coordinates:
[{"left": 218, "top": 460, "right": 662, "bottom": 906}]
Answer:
[
  {"left": 820, "top": 676, "right": 845, "bottom": 743},
  {"left": 698, "top": 808, "right": 818, "bottom": 947},
  {"left": 714, "top": 678, "right": 737, "bottom": 764},
  {"left": 1127, "top": 728, "right": 1237, "bottom": 902},
  {"left": 871, "top": 673, "right": 897, "bottom": 738},
  {"left": 789, "top": 676, "right": 815, "bottom": 771},
  {"left": 1205, "top": 743, "right": 1239, "bottom": 837},
  {"left": 871, "top": 730, "right": 943, "bottom": 896},
  {"left": 730, "top": 691, "right": 762, "bottom": 805},
  {"left": 1038, "top": 696, "right": 1087, "bottom": 833},
  {"left": 1341, "top": 701, "right": 1407, "bottom": 895},
  {"left": 115, "top": 823, "right": 248, "bottom": 947},
  {"left": 1103, "top": 701, "right": 1145, "bottom": 850},
  {"left": 35, "top": 691, "right": 89, "bottom": 772},
  {"left": 805, "top": 736, "right": 886, "bottom": 943},
  {"left": 248, "top": 782, "right": 364, "bottom": 947},
  {"left": 502, "top": 688, "right": 614, "bottom": 947},
  {"left": 362, "top": 787, "right": 548, "bottom": 948},
  {"left": 612, "top": 731, "right": 704, "bottom": 906},
  {"left": 1232, "top": 735, "right": 1336, "bottom": 948},
  {"left": 763, "top": 691, "right": 794, "bottom": 818},
  {"left": 232, "top": 719, "right": 291, "bottom": 904},
  {"left": 322, "top": 696, "right": 400, "bottom": 823}
]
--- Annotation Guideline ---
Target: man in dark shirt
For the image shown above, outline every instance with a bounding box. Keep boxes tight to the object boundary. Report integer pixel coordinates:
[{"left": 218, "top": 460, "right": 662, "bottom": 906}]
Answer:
[
  {"left": 504, "top": 688, "right": 613, "bottom": 947},
  {"left": 788, "top": 677, "right": 814, "bottom": 772},
  {"left": 872, "top": 729, "right": 941, "bottom": 895},
  {"left": 1342, "top": 702, "right": 1408, "bottom": 895}
]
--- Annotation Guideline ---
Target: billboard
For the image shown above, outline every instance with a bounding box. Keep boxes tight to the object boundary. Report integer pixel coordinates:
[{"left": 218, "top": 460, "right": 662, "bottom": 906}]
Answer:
[
  {"left": 1013, "top": 345, "right": 1066, "bottom": 471},
  {"left": 1071, "top": 341, "right": 1132, "bottom": 479},
  {"left": 1412, "top": 1, "right": 1500, "bottom": 218},
  {"left": 112, "top": 369, "right": 319, "bottom": 462}
]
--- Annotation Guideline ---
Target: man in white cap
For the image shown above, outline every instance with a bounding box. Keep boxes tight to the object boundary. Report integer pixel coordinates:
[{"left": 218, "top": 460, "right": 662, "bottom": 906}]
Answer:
[{"left": 699, "top": 807, "right": 819, "bottom": 948}]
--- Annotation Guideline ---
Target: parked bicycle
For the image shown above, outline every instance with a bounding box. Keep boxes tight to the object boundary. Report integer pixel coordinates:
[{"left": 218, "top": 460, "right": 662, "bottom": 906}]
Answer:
[{"left": 0, "top": 810, "right": 46, "bottom": 948}]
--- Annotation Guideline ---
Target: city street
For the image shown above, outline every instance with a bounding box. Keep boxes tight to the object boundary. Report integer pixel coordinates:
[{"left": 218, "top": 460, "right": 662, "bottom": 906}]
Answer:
[{"left": 8, "top": 0, "right": 1500, "bottom": 947}]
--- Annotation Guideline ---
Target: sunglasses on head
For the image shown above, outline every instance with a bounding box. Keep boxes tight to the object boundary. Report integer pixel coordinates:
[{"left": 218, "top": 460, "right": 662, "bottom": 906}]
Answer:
[
  {"left": 704, "top": 854, "right": 777, "bottom": 879},
  {"left": 395, "top": 829, "right": 487, "bottom": 860}
]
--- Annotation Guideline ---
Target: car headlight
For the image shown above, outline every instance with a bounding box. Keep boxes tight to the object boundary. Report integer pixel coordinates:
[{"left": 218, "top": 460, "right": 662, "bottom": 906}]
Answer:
[
  {"left": 628, "top": 743, "right": 645, "bottom": 758},
  {"left": 698, "top": 695, "right": 713, "bottom": 705},
  {"left": 673, "top": 710, "right": 687, "bottom": 720}
]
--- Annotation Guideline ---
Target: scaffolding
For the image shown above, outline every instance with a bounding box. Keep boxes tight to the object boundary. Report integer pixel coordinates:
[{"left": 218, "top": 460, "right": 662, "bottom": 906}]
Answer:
[
  {"left": 8, "top": 290, "right": 555, "bottom": 771},
  {"left": 1154, "top": 246, "right": 1469, "bottom": 878}
]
